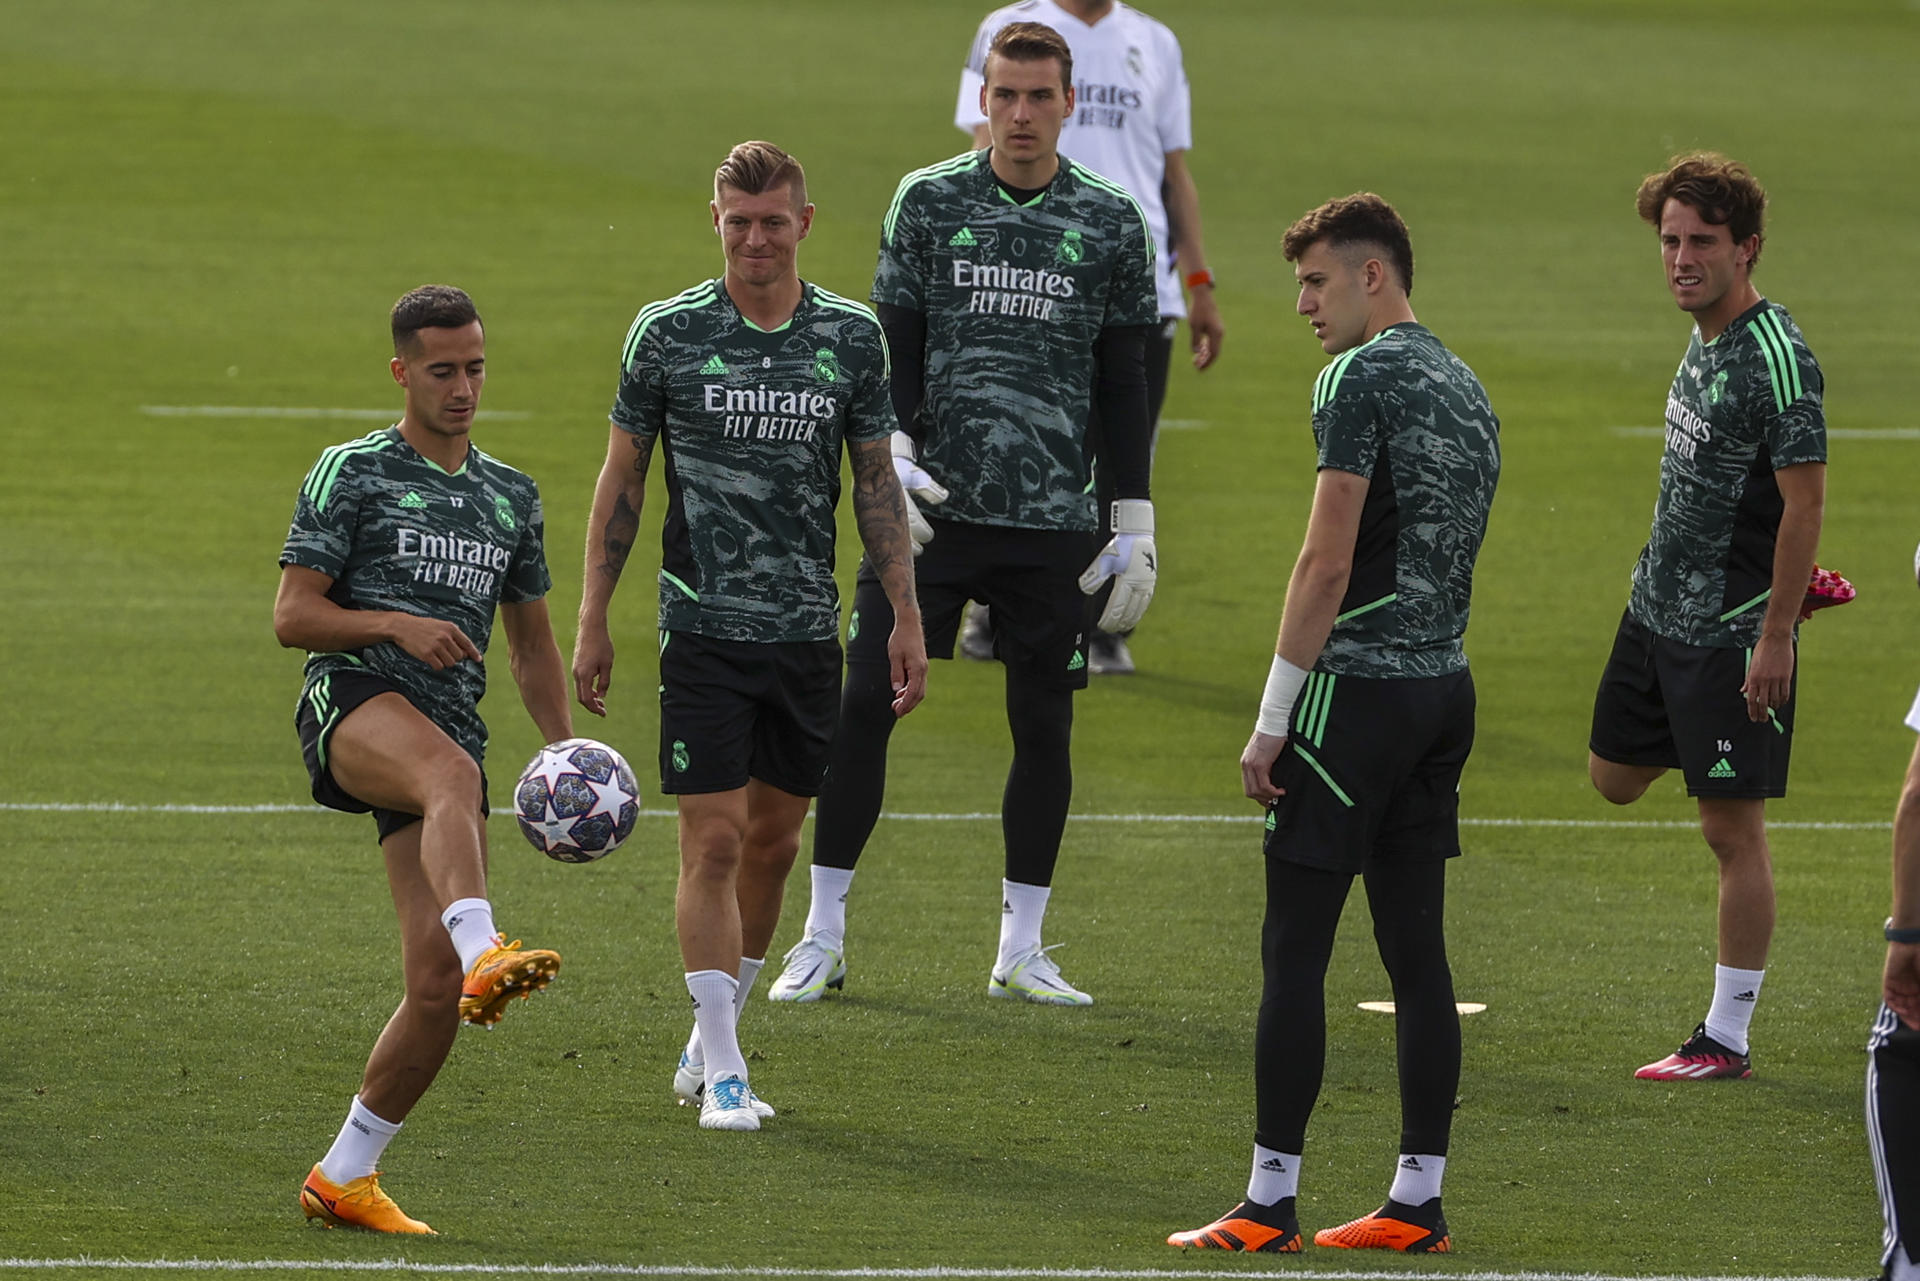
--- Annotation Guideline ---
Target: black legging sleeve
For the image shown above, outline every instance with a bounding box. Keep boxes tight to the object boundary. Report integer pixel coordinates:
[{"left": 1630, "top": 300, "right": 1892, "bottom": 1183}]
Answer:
[
  {"left": 875, "top": 302, "right": 927, "bottom": 446},
  {"left": 1093, "top": 323, "right": 1154, "bottom": 501}
]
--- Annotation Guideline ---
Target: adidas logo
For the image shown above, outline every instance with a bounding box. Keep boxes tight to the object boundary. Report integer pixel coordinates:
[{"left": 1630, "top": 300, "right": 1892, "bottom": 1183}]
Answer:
[
  {"left": 949, "top": 226, "right": 978, "bottom": 247},
  {"left": 1734, "top": 989, "right": 1756, "bottom": 1002},
  {"left": 1002, "top": 899, "right": 1013, "bottom": 913},
  {"left": 1265, "top": 810, "right": 1277, "bottom": 832},
  {"left": 1259, "top": 1158, "right": 1288, "bottom": 1172},
  {"left": 1708, "top": 757, "right": 1737, "bottom": 779},
  {"left": 1066, "top": 650, "right": 1085, "bottom": 672},
  {"left": 399, "top": 490, "right": 427, "bottom": 510},
  {"left": 700, "top": 354, "right": 728, "bottom": 375},
  {"left": 1400, "top": 1157, "right": 1422, "bottom": 1170}
]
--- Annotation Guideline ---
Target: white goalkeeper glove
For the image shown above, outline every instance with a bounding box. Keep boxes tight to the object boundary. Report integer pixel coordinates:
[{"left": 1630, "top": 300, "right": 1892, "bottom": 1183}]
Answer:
[
  {"left": 1078, "top": 498, "right": 1157, "bottom": 632},
  {"left": 891, "top": 431, "right": 948, "bottom": 556}
]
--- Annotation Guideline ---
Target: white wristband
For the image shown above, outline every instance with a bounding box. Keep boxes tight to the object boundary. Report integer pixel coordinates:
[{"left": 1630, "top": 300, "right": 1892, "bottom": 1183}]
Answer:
[{"left": 1254, "top": 655, "right": 1310, "bottom": 739}]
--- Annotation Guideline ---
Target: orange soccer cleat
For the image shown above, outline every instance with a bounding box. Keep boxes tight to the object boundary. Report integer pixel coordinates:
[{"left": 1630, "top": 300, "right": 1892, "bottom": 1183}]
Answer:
[
  {"left": 1166, "top": 1199, "right": 1302, "bottom": 1253},
  {"left": 1314, "top": 1200, "right": 1451, "bottom": 1253},
  {"left": 459, "top": 936, "right": 561, "bottom": 1027},
  {"left": 300, "top": 1164, "right": 436, "bottom": 1234}
]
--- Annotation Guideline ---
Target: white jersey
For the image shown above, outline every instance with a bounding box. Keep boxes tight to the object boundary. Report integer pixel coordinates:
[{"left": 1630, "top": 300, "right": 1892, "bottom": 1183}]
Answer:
[{"left": 956, "top": 0, "right": 1193, "bottom": 318}]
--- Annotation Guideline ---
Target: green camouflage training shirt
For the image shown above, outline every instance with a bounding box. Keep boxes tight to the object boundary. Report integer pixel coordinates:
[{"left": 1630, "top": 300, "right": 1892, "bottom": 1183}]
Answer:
[
  {"left": 280, "top": 426, "right": 553, "bottom": 761},
  {"left": 1627, "top": 299, "right": 1826, "bottom": 648},
  {"left": 610, "top": 279, "right": 895, "bottom": 644},
  {"left": 872, "top": 149, "right": 1159, "bottom": 531},
  {"left": 1311, "top": 323, "right": 1502, "bottom": 680}
]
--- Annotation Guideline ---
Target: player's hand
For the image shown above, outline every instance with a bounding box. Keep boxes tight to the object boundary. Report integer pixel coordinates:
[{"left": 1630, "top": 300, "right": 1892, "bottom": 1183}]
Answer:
[
  {"left": 1888, "top": 941, "right": 1920, "bottom": 1029},
  {"left": 390, "top": 614, "right": 483, "bottom": 671},
  {"left": 1242, "top": 730, "right": 1287, "bottom": 803},
  {"left": 1079, "top": 499, "right": 1157, "bottom": 632},
  {"left": 1189, "top": 290, "right": 1223, "bottom": 370},
  {"left": 1740, "top": 632, "right": 1794, "bottom": 723},
  {"left": 892, "top": 431, "right": 948, "bottom": 556},
  {"left": 571, "top": 622, "right": 615, "bottom": 717},
  {"left": 887, "top": 613, "right": 929, "bottom": 718}
]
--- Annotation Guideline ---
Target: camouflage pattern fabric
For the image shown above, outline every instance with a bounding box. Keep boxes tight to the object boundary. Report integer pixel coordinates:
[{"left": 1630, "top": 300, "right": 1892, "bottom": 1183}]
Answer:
[
  {"left": 1627, "top": 299, "right": 1826, "bottom": 648},
  {"left": 872, "top": 149, "right": 1158, "bottom": 531},
  {"left": 611, "top": 279, "right": 895, "bottom": 643},
  {"left": 1310, "top": 323, "right": 1502, "bottom": 680},
  {"left": 280, "top": 426, "right": 553, "bottom": 761}
]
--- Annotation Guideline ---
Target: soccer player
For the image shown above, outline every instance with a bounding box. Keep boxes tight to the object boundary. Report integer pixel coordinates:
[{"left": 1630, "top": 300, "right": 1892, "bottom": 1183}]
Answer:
[
  {"left": 1586, "top": 154, "right": 1827, "bottom": 1082},
  {"left": 1169, "top": 194, "right": 1499, "bottom": 1255},
  {"left": 1869, "top": 674, "right": 1920, "bottom": 1281},
  {"left": 572, "top": 141, "right": 927, "bottom": 1132},
  {"left": 767, "top": 21, "right": 1160, "bottom": 1009},
  {"left": 952, "top": 0, "right": 1221, "bottom": 674},
  {"left": 275, "top": 285, "right": 570, "bottom": 1234}
]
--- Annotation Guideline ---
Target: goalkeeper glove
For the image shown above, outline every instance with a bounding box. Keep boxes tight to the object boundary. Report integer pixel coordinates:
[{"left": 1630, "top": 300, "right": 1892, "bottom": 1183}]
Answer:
[
  {"left": 891, "top": 431, "right": 948, "bottom": 556},
  {"left": 1078, "top": 498, "right": 1157, "bottom": 631}
]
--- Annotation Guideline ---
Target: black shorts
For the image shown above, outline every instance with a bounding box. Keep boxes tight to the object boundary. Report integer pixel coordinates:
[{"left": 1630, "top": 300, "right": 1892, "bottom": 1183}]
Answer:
[
  {"left": 658, "top": 630, "right": 842, "bottom": 796},
  {"left": 1589, "top": 610, "right": 1794, "bottom": 798},
  {"left": 853, "top": 518, "right": 1094, "bottom": 689},
  {"left": 1262, "top": 668, "right": 1475, "bottom": 875},
  {"left": 295, "top": 668, "right": 488, "bottom": 843}
]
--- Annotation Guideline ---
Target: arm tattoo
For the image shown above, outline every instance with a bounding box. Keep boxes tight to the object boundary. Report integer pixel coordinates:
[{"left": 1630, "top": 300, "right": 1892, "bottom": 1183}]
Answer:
[
  {"left": 596, "top": 492, "right": 639, "bottom": 583},
  {"left": 848, "top": 437, "right": 919, "bottom": 609},
  {"left": 595, "top": 433, "right": 654, "bottom": 583}
]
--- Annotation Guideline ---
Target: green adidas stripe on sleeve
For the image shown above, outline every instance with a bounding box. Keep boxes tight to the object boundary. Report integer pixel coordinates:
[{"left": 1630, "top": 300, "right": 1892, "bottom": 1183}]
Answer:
[
  {"left": 301, "top": 430, "right": 392, "bottom": 512},
  {"left": 881, "top": 152, "right": 979, "bottom": 245},
  {"left": 621, "top": 282, "right": 716, "bottom": 369},
  {"left": 1746, "top": 310, "right": 1803, "bottom": 414}
]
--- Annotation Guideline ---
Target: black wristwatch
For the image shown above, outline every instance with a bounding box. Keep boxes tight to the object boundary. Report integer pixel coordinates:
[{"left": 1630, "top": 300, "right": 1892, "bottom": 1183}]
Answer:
[{"left": 1888, "top": 918, "right": 1920, "bottom": 944}]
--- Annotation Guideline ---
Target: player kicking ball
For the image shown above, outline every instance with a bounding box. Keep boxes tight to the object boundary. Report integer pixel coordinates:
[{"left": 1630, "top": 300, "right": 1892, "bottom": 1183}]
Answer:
[{"left": 276, "top": 285, "right": 571, "bottom": 1231}]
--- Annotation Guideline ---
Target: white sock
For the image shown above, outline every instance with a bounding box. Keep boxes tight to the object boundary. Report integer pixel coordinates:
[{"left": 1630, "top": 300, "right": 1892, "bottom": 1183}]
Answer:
[
  {"left": 804, "top": 866, "right": 854, "bottom": 942},
  {"left": 998, "top": 879, "right": 1051, "bottom": 965},
  {"left": 318, "top": 1095, "right": 401, "bottom": 1183},
  {"left": 1388, "top": 1153, "right": 1446, "bottom": 1205},
  {"left": 686, "top": 970, "right": 748, "bottom": 1084},
  {"left": 1704, "top": 964, "right": 1765, "bottom": 1054},
  {"left": 1246, "top": 1144, "right": 1300, "bottom": 1205},
  {"left": 440, "top": 898, "right": 497, "bottom": 972},
  {"left": 685, "top": 957, "right": 766, "bottom": 1064},
  {"left": 1891, "top": 1241, "right": 1920, "bottom": 1281}
]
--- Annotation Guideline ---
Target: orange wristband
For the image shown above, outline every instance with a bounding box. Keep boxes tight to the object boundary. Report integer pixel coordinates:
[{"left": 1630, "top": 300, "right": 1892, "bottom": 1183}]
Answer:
[{"left": 1183, "top": 269, "right": 1214, "bottom": 289}]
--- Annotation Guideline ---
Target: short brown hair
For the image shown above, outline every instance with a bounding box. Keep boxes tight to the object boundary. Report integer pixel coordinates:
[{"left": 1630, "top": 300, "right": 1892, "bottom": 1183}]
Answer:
[
  {"left": 714, "top": 140, "right": 807, "bottom": 209},
  {"left": 1636, "top": 152, "right": 1767, "bottom": 269},
  {"left": 986, "top": 21, "right": 1073, "bottom": 91},
  {"left": 1281, "top": 193, "right": 1415, "bottom": 297},
  {"left": 391, "top": 285, "right": 480, "bottom": 356}
]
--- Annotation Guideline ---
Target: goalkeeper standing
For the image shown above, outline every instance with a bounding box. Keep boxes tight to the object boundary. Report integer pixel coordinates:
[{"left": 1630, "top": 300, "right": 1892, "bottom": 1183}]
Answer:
[{"left": 768, "top": 20, "right": 1160, "bottom": 1007}]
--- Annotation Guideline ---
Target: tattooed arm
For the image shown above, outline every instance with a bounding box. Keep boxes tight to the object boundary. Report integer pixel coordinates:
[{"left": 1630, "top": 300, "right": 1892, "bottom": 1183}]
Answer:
[
  {"left": 573, "top": 422, "right": 655, "bottom": 716},
  {"left": 848, "top": 434, "right": 928, "bottom": 717}
]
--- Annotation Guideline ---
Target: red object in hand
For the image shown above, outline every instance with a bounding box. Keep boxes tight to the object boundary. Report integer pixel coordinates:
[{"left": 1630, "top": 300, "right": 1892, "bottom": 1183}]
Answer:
[{"left": 1800, "top": 565, "right": 1856, "bottom": 621}]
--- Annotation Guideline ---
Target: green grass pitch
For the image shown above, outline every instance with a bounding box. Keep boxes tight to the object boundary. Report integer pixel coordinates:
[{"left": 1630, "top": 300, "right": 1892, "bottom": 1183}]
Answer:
[{"left": 4, "top": 1, "right": 1919, "bottom": 1276}]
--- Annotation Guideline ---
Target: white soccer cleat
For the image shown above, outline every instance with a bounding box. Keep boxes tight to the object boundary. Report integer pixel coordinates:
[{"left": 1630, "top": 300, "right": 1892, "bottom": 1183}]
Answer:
[
  {"left": 674, "top": 1052, "right": 774, "bottom": 1117},
  {"left": 768, "top": 932, "right": 846, "bottom": 1003},
  {"left": 989, "top": 944, "right": 1093, "bottom": 1006},
  {"left": 698, "top": 1074, "right": 762, "bottom": 1131}
]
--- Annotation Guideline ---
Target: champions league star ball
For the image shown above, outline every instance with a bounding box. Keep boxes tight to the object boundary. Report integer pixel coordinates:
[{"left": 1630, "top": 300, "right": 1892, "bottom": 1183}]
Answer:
[{"left": 513, "top": 738, "right": 640, "bottom": 863}]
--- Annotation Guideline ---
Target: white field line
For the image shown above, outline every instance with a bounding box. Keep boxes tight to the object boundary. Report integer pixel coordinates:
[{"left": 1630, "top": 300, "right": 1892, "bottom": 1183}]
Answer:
[
  {"left": 1610, "top": 424, "right": 1917, "bottom": 440},
  {"left": 139, "top": 405, "right": 530, "bottom": 421},
  {"left": 0, "top": 802, "right": 1889, "bottom": 831},
  {"left": 0, "top": 1262, "right": 1867, "bottom": 1281}
]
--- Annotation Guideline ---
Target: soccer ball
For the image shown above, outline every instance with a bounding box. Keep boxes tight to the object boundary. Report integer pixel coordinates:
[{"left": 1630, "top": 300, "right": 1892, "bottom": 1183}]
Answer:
[{"left": 513, "top": 738, "right": 640, "bottom": 863}]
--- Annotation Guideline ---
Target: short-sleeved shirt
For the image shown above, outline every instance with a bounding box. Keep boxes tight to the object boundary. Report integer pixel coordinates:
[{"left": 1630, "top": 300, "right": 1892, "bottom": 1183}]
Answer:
[
  {"left": 1310, "top": 323, "right": 1502, "bottom": 680},
  {"left": 1627, "top": 299, "right": 1826, "bottom": 649},
  {"left": 610, "top": 279, "right": 895, "bottom": 644},
  {"left": 874, "top": 148, "right": 1158, "bottom": 531},
  {"left": 954, "top": 0, "right": 1193, "bottom": 318},
  {"left": 280, "top": 426, "right": 553, "bottom": 760}
]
